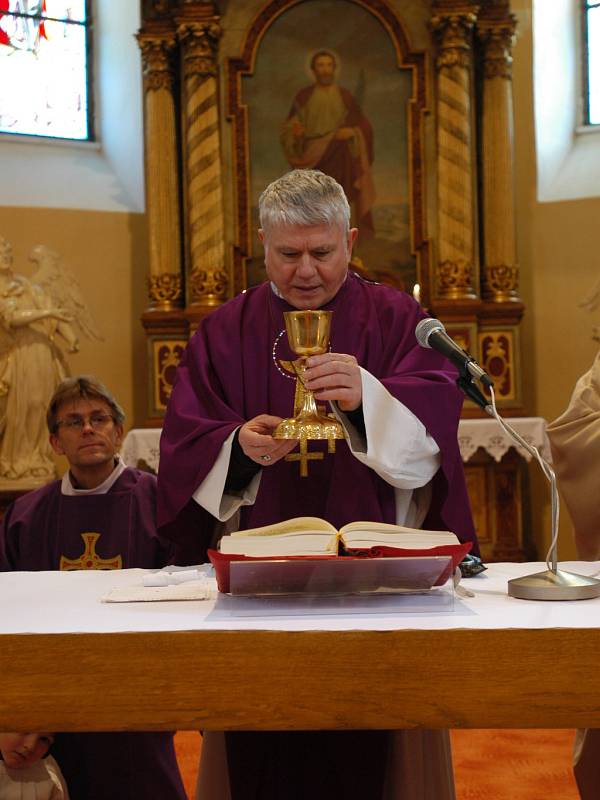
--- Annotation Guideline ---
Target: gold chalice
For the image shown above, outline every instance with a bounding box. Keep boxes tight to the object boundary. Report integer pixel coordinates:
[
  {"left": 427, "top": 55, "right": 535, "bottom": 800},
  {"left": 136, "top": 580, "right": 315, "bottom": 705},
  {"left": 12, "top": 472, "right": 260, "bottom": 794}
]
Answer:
[{"left": 273, "top": 310, "right": 345, "bottom": 442}]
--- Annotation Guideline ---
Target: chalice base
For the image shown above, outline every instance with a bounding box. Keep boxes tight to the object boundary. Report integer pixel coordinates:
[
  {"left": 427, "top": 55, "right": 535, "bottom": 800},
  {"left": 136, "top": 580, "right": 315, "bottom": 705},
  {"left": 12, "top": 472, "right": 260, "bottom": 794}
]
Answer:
[{"left": 273, "top": 411, "right": 345, "bottom": 440}]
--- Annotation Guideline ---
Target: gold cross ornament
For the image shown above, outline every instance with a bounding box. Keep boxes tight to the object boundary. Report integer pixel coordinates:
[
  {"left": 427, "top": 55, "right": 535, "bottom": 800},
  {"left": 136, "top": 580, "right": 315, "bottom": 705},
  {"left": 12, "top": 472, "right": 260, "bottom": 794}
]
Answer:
[{"left": 60, "top": 532, "right": 123, "bottom": 570}]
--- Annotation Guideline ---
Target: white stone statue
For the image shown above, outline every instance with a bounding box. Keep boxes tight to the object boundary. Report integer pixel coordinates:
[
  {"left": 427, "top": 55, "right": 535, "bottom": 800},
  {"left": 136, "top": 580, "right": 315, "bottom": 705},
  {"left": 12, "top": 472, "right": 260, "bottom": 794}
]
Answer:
[{"left": 0, "top": 237, "right": 103, "bottom": 488}]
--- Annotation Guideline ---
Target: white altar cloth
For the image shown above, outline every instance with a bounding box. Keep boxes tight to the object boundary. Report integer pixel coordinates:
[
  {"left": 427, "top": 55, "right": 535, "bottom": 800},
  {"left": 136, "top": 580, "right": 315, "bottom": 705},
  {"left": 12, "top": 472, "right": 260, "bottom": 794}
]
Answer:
[
  {"left": 122, "top": 417, "right": 550, "bottom": 472},
  {"left": 2, "top": 562, "right": 599, "bottom": 635}
]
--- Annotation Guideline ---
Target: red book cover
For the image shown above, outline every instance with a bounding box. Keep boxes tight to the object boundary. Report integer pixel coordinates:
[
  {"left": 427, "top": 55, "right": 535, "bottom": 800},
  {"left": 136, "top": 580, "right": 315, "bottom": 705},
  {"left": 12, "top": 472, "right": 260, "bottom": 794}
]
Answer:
[{"left": 208, "top": 542, "right": 471, "bottom": 594}]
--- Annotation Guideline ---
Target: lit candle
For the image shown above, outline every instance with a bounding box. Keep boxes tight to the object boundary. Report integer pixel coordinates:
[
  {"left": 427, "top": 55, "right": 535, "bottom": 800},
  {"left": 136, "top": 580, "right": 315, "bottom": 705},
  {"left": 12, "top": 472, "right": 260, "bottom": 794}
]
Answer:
[{"left": 412, "top": 283, "right": 421, "bottom": 304}]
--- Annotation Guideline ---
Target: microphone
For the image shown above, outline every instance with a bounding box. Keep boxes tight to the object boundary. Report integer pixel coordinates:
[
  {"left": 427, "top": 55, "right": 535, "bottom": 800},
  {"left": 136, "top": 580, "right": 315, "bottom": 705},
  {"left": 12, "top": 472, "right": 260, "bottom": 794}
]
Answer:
[{"left": 415, "top": 317, "right": 494, "bottom": 388}]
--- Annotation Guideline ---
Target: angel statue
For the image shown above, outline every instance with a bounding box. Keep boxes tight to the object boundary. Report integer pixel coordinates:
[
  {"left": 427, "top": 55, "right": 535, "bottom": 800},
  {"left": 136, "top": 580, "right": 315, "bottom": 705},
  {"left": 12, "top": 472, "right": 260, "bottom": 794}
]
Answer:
[{"left": 0, "top": 237, "right": 103, "bottom": 488}]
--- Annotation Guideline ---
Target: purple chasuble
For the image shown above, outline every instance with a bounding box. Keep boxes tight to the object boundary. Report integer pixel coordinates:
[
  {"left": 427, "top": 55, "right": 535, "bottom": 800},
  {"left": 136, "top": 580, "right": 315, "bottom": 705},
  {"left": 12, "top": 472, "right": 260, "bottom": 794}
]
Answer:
[
  {"left": 158, "top": 272, "right": 477, "bottom": 551},
  {"left": 0, "top": 468, "right": 187, "bottom": 800},
  {"left": 0, "top": 468, "right": 174, "bottom": 571},
  {"left": 157, "top": 273, "right": 475, "bottom": 800}
]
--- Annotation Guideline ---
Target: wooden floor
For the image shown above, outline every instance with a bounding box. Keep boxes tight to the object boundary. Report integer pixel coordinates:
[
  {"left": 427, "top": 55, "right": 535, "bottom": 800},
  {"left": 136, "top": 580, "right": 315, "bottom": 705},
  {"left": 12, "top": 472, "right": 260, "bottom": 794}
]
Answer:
[
  {"left": 451, "top": 729, "right": 579, "bottom": 799},
  {"left": 174, "top": 729, "right": 580, "bottom": 799}
]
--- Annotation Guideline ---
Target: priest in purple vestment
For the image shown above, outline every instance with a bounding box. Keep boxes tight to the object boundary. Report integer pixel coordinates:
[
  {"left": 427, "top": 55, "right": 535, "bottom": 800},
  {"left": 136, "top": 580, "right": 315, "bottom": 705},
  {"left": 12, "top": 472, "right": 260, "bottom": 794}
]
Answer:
[
  {"left": 0, "top": 376, "right": 186, "bottom": 800},
  {"left": 157, "top": 170, "right": 477, "bottom": 800}
]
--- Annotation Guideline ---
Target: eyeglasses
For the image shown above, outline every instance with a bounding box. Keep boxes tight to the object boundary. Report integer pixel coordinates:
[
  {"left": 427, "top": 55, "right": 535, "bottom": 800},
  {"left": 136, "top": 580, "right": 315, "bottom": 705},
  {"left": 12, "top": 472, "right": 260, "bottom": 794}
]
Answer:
[{"left": 55, "top": 413, "right": 114, "bottom": 432}]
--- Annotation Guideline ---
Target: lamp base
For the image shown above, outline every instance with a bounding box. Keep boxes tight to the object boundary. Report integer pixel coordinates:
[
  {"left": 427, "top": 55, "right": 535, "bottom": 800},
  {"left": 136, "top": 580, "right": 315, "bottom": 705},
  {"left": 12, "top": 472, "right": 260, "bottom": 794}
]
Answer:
[{"left": 508, "top": 569, "right": 600, "bottom": 601}]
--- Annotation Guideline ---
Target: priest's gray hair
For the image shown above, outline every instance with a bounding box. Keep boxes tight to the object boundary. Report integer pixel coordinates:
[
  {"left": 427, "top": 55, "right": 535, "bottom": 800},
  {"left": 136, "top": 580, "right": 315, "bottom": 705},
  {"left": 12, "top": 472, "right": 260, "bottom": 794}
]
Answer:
[
  {"left": 47, "top": 375, "right": 126, "bottom": 433},
  {"left": 259, "top": 170, "right": 351, "bottom": 233}
]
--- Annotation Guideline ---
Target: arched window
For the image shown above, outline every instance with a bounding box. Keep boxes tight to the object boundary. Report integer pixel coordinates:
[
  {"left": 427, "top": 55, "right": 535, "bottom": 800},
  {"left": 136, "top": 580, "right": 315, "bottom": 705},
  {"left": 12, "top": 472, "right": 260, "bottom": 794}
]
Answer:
[
  {"left": 0, "top": 0, "right": 92, "bottom": 140},
  {"left": 583, "top": 0, "right": 600, "bottom": 124}
]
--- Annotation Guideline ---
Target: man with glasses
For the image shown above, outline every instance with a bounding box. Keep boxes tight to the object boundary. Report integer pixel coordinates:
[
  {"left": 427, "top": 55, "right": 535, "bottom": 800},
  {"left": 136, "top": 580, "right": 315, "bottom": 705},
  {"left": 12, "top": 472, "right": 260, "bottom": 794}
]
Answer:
[{"left": 0, "top": 375, "right": 187, "bottom": 800}]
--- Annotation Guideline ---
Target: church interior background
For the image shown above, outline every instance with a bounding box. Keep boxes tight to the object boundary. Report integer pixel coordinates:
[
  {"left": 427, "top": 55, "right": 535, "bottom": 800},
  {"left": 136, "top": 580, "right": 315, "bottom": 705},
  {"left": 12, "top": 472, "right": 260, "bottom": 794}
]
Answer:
[
  {"left": 1, "top": 0, "right": 599, "bottom": 565},
  {"left": 0, "top": 1, "right": 599, "bottom": 796}
]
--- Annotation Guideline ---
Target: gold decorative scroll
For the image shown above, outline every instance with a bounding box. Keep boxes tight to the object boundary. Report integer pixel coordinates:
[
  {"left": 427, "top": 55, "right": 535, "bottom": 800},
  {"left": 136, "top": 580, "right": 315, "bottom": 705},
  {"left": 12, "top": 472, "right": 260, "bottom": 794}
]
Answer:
[
  {"left": 148, "top": 272, "right": 183, "bottom": 309},
  {"left": 484, "top": 264, "right": 519, "bottom": 300},
  {"left": 152, "top": 339, "right": 188, "bottom": 412},
  {"left": 478, "top": 328, "right": 516, "bottom": 401}
]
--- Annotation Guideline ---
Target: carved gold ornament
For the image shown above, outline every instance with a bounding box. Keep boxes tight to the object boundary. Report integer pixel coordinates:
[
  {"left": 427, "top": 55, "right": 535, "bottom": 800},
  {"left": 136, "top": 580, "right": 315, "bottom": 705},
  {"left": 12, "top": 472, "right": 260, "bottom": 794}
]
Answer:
[
  {"left": 478, "top": 18, "right": 517, "bottom": 81},
  {"left": 178, "top": 20, "right": 221, "bottom": 76},
  {"left": 438, "top": 259, "right": 476, "bottom": 299},
  {"left": 148, "top": 272, "right": 182, "bottom": 308},
  {"left": 138, "top": 36, "right": 176, "bottom": 93},
  {"left": 483, "top": 264, "right": 519, "bottom": 301},
  {"left": 188, "top": 268, "right": 228, "bottom": 306},
  {"left": 431, "top": 11, "right": 477, "bottom": 71},
  {"left": 153, "top": 340, "right": 186, "bottom": 410}
]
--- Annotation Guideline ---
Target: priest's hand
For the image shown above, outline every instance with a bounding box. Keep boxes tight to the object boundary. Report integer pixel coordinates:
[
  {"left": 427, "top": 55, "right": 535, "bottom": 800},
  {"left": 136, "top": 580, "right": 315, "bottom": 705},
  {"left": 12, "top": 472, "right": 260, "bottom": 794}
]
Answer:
[
  {"left": 238, "top": 414, "right": 299, "bottom": 465},
  {"left": 304, "top": 353, "right": 362, "bottom": 412}
]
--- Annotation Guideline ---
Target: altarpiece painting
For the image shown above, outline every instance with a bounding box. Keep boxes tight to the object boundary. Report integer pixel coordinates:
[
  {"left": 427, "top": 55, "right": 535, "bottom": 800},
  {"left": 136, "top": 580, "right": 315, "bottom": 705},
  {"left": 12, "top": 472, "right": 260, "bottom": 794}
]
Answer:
[{"left": 228, "top": 0, "right": 429, "bottom": 297}]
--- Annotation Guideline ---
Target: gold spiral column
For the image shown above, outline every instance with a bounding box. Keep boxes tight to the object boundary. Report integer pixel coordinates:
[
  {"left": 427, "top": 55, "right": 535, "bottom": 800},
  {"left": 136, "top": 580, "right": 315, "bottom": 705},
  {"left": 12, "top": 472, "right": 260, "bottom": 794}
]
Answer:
[
  {"left": 137, "top": 34, "right": 183, "bottom": 311},
  {"left": 178, "top": 16, "right": 229, "bottom": 313},
  {"left": 431, "top": 7, "right": 479, "bottom": 300},
  {"left": 478, "top": 13, "right": 521, "bottom": 302}
]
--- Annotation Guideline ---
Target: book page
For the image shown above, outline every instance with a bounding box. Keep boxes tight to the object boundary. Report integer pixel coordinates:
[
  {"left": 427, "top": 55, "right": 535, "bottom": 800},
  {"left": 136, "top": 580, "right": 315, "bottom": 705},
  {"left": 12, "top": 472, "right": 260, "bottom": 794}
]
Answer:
[
  {"left": 219, "top": 531, "right": 338, "bottom": 557},
  {"left": 339, "top": 520, "right": 454, "bottom": 536},
  {"left": 341, "top": 525, "right": 459, "bottom": 549},
  {"left": 229, "top": 517, "right": 337, "bottom": 537}
]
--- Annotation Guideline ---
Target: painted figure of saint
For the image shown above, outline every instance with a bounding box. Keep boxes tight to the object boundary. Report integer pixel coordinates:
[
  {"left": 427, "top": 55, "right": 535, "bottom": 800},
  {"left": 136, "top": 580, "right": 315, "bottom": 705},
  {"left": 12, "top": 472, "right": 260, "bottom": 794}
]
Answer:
[{"left": 281, "top": 50, "right": 376, "bottom": 236}]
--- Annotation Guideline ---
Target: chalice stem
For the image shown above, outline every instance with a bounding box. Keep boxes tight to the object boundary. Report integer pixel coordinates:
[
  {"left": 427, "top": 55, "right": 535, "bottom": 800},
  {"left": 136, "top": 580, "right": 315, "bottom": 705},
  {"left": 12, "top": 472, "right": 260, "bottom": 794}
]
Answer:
[
  {"left": 294, "top": 359, "right": 320, "bottom": 419},
  {"left": 299, "top": 387, "right": 319, "bottom": 419},
  {"left": 292, "top": 357, "right": 308, "bottom": 389}
]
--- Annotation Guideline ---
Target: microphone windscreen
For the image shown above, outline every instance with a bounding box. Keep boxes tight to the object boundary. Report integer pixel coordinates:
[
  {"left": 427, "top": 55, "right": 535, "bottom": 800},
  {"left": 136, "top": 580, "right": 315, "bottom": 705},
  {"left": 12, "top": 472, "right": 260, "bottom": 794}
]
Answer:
[{"left": 415, "top": 317, "right": 445, "bottom": 348}]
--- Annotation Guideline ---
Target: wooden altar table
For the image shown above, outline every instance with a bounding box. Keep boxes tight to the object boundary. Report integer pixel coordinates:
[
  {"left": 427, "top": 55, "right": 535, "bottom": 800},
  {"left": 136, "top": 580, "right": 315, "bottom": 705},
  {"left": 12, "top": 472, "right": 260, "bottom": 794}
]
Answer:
[{"left": 2, "top": 561, "right": 600, "bottom": 733}]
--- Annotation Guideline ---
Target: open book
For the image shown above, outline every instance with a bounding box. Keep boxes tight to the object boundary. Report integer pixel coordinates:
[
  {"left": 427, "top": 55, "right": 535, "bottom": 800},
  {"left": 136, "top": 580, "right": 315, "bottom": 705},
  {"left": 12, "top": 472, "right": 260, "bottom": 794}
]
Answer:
[
  {"left": 211, "top": 517, "right": 472, "bottom": 595},
  {"left": 218, "top": 517, "right": 463, "bottom": 557}
]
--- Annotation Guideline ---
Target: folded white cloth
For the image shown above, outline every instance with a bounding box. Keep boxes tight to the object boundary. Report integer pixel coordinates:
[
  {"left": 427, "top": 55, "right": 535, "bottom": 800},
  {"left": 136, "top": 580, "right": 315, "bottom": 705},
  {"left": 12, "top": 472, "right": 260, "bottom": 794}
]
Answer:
[{"left": 101, "top": 575, "right": 217, "bottom": 603}]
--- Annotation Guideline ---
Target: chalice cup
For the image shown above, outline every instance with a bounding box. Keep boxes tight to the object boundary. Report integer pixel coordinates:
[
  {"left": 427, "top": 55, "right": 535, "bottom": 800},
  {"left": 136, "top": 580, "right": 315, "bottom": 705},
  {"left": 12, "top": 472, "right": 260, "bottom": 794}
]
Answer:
[{"left": 273, "top": 310, "right": 345, "bottom": 441}]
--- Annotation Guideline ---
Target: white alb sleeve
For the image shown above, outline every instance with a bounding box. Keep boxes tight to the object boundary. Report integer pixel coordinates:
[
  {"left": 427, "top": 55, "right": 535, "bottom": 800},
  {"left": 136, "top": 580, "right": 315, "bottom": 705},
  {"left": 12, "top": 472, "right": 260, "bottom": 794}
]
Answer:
[
  {"left": 192, "top": 428, "right": 262, "bottom": 522},
  {"left": 332, "top": 367, "right": 441, "bottom": 490}
]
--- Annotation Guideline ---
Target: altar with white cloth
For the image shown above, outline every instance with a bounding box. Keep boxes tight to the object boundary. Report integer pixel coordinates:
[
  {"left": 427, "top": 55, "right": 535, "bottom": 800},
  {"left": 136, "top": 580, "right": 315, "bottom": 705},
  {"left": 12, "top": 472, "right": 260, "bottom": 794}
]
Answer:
[
  {"left": 2, "top": 561, "right": 600, "bottom": 733},
  {"left": 122, "top": 418, "right": 550, "bottom": 562}
]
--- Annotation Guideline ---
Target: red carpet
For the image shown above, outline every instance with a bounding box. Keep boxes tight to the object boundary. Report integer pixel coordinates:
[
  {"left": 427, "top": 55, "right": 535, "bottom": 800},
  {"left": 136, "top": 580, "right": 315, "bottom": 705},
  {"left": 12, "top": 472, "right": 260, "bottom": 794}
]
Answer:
[{"left": 175, "top": 729, "right": 580, "bottom": 798}]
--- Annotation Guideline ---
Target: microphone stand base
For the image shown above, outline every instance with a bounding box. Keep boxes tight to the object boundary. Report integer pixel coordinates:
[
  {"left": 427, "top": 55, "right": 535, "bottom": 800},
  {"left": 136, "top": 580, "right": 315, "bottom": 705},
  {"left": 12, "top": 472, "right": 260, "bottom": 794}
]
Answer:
[{"left": 508, "top": 569, "right": 600, "bottom": 601}]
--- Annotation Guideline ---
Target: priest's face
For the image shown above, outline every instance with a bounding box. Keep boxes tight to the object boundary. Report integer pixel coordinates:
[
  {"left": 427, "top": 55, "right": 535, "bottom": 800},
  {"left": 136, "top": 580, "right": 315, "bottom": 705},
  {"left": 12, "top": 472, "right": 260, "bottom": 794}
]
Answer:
[
  {"left": 259, "top": 223, "right": 358, "bottom": 309},
  {"left": 50, "top": 398, "right": 123, "bottom": 473},
  {"left": 0, "top": 732, "right": 53, "bottom": 769}
]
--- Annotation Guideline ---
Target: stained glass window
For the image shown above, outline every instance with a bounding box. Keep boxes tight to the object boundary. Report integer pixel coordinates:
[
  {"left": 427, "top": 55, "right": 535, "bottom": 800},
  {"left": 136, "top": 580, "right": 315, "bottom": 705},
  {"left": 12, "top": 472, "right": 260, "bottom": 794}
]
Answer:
[
  {"left": 583, "top": 0, "right": 600, "bottom": 124},
  {"left": 0, "top": 1, "right": 92, "bottom": 140}
]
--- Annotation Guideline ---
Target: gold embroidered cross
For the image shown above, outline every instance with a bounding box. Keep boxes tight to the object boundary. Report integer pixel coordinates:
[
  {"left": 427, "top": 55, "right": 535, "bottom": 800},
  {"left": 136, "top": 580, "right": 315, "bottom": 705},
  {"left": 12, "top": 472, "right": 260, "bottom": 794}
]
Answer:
[{"left": 59, "top": 532, "right": 123, "bottom": 570}]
